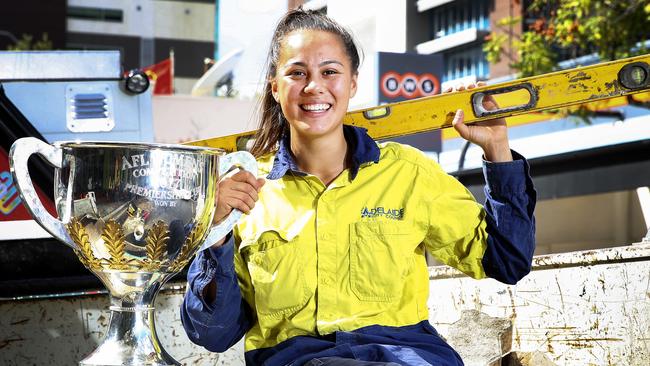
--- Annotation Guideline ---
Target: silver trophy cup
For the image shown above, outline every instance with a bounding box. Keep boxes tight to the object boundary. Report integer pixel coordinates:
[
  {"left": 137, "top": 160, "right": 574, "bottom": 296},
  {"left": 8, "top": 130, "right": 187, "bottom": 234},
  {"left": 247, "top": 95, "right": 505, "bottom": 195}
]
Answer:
[{"left": 9, "top": 137, "right": 257, "bottom": 365}]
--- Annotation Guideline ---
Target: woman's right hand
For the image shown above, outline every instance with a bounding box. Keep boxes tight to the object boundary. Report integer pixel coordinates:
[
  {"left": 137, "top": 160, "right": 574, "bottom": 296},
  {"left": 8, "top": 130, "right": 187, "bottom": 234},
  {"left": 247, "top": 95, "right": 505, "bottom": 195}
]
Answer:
[{"left": 211, "top": 170, "right": 265, "bottom": 247}]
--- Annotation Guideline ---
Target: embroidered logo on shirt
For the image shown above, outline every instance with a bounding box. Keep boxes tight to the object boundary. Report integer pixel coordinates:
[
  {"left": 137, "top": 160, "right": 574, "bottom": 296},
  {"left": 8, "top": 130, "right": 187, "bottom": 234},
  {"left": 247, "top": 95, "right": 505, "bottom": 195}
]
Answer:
[{"left": 361, "top": 206, "right": 404, "bottom": 220}]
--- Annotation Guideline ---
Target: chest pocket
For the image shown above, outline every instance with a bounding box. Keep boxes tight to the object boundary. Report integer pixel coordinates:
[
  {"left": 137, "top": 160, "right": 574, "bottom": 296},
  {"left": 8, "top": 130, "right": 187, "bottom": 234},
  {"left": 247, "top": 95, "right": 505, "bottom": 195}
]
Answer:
[
  {"left": 349, "top": 221, "right": 424, "bottom": 302},
  {"left": 240, "top": 230, "right": 309, "bottom": 317}
]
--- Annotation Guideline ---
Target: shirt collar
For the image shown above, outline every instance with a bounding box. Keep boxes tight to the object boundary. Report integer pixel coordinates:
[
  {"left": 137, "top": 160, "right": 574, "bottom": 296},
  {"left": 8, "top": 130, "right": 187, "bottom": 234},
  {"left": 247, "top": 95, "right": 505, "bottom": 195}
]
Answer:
[{"left": 267, "top": 125, "right": 380, "bottom": 180}]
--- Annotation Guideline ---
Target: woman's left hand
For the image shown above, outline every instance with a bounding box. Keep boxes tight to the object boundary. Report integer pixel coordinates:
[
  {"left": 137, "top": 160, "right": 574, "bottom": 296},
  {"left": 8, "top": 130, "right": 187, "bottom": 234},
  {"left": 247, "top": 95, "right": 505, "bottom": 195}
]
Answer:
[{"left": 445, "top": 82, "right": 513, "bottom": 162}]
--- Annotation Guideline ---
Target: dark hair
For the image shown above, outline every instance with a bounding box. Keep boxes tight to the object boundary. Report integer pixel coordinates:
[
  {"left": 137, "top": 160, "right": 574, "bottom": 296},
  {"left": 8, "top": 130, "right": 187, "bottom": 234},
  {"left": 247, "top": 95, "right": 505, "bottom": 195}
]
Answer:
[{"left": 249, "top": 8, "right": 361, "bottom": 157}]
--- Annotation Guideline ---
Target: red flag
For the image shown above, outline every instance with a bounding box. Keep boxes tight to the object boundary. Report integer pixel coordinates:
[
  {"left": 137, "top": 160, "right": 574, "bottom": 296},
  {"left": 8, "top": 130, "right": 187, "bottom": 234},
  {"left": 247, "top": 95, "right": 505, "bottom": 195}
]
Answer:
[{"left": 142, "top": 57, "right": 173, "bottom": 94}]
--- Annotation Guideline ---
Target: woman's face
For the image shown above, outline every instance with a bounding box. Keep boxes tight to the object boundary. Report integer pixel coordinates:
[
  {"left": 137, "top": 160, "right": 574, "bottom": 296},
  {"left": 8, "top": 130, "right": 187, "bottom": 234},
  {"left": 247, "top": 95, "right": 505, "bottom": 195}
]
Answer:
[{"left": 272, "top": 29, "right": 357, "bottom": 140}]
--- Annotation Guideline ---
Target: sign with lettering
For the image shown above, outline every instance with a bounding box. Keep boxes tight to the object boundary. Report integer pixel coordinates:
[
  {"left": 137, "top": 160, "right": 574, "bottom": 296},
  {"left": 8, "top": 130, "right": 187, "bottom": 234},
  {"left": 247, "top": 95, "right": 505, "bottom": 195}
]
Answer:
[
  {"left": 377, "top": 52, "right": 443, "bottom": 103},
  {"left": 377, "top": 52, "right": 443, "bottom": 153}
]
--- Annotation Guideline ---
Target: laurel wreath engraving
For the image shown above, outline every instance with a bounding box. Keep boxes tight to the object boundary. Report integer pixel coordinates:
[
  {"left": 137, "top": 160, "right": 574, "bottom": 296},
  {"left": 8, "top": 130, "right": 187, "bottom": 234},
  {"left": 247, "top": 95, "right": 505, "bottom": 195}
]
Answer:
[
  {"left": 65, "top": 216, "right": 207, "bottom": 272},
  {"left": 102, "top": 220, "right": 127, "bottom": 269},
  {"left": 144, "top": 220, "right": 169, "bottom": 270},
  {"left": 67, "top": 217, "right": 100, "bottom": 267}
]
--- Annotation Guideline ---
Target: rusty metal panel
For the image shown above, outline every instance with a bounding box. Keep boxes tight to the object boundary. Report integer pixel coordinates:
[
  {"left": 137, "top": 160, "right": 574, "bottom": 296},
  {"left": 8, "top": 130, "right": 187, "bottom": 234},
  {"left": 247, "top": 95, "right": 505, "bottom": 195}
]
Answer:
[
  {"left": 0, "top": 288, "right": 244, "bottom": 365},
  {"left": 428, "top": 243, "right": 650, "bottom": 365}
]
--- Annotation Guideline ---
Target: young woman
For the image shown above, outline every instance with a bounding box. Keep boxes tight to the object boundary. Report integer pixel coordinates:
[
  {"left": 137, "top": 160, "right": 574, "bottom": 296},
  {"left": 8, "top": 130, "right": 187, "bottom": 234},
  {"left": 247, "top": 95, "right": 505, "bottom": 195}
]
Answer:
[{"left": 181, "top": 9, "right": 535, "bottom": 366}]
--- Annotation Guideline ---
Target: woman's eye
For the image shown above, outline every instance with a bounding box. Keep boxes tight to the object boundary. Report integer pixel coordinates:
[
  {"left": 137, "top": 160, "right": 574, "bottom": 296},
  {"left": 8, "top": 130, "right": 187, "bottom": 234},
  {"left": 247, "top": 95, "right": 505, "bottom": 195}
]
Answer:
[
  {"left": 323, "top": 70, "right": 339, "bottom": 75},
  {"left": 289, "top": 70, "right": 305, "bottom": 77}
]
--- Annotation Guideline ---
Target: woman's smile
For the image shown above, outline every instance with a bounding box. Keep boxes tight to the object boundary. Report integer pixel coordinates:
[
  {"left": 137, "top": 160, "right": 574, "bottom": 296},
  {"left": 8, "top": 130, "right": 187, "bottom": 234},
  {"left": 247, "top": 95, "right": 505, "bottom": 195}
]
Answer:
[{"left": 300, "top": 103, "right": 331, "bottom": 112}]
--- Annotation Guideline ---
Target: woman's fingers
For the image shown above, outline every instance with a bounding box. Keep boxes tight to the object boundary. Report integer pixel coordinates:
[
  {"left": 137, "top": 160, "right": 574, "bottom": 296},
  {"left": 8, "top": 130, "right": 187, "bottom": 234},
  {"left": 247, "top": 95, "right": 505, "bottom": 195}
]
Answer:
[
  {"left": 221, "top": 181, "right": 258, "bottom": 210},
  {"left": 229, "top": 181, "right": 259, "bottom": 202},
  {"left": 445, "top": 81, "right": 486, "bottom": 93},
  {"left": 482, "top": 94, "right": 500, "bottom": 111},
  {"left": 227, "top": 193, "right": 256, "bottom": 214},
  {"left": 213, "top": 170, "right": 265, "bottom": 222},
  {"left": 452, "top": 109, "right": 471, "bottom": 140},
  {"left": 230, "top": 170, "right": 266, "bottom": 189},
  {"left": 231, "top": 170, "right": 257, "bottom": 184}
]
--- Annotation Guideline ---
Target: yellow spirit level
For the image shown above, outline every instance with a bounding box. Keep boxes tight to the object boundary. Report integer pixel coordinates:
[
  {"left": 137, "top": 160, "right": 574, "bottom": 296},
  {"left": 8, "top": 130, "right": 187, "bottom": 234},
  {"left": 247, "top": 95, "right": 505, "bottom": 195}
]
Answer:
[{"left": 189, "top": 54, "right": 650, "bottom": 151}]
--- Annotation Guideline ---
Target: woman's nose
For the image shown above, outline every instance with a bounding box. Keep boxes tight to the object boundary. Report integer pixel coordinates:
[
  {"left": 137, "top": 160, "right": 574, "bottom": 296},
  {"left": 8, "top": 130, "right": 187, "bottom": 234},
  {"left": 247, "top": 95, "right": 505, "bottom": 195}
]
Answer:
[{"left": 303, "top": 78, "right": 324, "bottom": 94}]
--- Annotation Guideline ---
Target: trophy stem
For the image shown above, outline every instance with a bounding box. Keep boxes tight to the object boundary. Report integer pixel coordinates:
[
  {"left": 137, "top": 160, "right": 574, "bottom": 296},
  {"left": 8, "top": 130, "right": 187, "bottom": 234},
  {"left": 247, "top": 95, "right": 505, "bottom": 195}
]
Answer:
[{"left": 80, "top": 293, "right": 179, "bottom": 366}]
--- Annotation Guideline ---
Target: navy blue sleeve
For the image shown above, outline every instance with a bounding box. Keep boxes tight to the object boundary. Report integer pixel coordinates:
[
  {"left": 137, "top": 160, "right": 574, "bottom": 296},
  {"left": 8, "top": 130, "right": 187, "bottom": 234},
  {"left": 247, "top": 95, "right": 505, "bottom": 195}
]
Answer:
[
  {"left": 481, "top": 150, "right": 537, "bottom": 285},
  {"left": 180, "top": 235, "right": 253, "bottom": 352}
]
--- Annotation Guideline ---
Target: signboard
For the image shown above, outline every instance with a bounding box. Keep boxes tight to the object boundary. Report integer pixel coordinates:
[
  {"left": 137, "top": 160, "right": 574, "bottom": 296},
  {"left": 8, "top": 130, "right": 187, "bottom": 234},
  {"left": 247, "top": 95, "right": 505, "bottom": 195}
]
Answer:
[
  {"left": 380, "top": 71, "right": 440, "bottom": 100},
  {"left": 377, "top": 52, "right": 444, "bottom": 153}
]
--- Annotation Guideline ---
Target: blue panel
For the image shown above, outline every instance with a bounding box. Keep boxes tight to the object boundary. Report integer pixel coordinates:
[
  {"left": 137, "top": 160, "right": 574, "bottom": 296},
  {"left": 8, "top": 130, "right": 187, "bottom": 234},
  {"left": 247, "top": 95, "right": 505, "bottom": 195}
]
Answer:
[
  {"left": 442, "top": 45, "right": 489, "bottom": 82},
  {"left": 432, "top": 0, "right": 490, "bottom": 38}
]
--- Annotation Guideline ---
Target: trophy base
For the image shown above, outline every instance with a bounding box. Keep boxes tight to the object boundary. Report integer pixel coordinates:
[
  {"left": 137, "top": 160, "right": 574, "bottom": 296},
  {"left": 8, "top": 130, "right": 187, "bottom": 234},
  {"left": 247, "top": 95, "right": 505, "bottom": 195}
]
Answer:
[
  {"left": 79, "top": 303, "right": 179, "bottom": 366},
  {"left": 80, "top": 354, "right": 178, "bottom": 366}
]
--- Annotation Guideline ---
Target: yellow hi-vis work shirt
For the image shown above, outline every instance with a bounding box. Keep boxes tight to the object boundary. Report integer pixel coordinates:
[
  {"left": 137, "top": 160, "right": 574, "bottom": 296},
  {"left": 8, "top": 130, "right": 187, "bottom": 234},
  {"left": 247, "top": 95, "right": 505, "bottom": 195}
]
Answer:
[
  {"left": 181, "top": 125, "right": 536, "bottom": 364},
  {"left": 233, "top": 136, "right": 490, "bottom": 352}
]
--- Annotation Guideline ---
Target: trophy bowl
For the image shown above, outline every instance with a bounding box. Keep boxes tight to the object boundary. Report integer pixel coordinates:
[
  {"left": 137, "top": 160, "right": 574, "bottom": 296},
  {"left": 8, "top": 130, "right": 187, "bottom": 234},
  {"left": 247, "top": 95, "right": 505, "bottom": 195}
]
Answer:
[{"left": 9, "top": 137, "right": 256, "bottom": 366}]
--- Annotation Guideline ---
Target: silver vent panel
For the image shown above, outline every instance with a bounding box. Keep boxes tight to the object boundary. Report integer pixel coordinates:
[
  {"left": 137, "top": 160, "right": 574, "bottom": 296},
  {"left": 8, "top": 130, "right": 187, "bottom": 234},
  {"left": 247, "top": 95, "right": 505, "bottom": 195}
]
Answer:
[{"left": 66, "top": 84, "right": 115, "bottom": 133}]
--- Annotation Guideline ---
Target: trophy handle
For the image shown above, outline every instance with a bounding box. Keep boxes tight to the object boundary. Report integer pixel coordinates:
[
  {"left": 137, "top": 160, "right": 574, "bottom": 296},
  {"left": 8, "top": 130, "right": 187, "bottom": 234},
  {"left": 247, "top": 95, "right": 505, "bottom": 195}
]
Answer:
[
  {"left": 9, "top": 137, "right": 74, "bottom": 248},
  {"left": 200, "top": 151, "right": 258, "bottom": 251}
]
